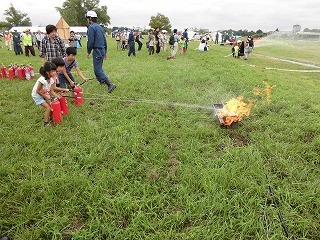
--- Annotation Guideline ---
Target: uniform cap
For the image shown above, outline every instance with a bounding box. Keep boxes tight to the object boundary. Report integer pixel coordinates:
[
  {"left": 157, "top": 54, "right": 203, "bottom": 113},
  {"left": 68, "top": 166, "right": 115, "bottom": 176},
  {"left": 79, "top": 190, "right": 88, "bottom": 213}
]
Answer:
[{"left": 86, "top": 10, "right": 98, "bottom": 18}]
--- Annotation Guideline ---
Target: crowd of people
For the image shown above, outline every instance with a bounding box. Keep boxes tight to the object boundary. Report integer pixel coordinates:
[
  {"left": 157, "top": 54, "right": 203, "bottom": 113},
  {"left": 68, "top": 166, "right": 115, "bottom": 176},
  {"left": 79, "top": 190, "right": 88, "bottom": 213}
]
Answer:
[
  {"left": 231, "top": 36, "right": 254, "bottom": 60},
  {"left": 111, "top": 28, "right": 255, "bottom": 60},
  {"left": 2, "top": 29, "right": 82, "bottom": 57},
  {"left": 29, "top": 10, "right": 116, "bottom": 127},
  {"left": 1, "top": 10, "right": 256, "bottom": 128},
  {"left": 3, "top": 25, "right": 255, "bottom": 61},
  {"left": 112, "top": 27, "right": 190, "bottom": 59}
]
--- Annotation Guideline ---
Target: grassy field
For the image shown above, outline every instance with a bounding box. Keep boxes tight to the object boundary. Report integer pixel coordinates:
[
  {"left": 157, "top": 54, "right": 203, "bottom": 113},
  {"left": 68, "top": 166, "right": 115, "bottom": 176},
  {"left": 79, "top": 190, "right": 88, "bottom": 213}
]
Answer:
[{"left": 0, "top": 37, "right": 319, "bottom": 239}]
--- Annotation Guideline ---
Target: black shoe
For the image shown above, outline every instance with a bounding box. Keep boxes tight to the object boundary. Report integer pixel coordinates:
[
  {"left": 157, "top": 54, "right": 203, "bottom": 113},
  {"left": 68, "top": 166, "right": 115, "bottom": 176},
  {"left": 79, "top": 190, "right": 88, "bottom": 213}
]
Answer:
[{"left": 108, "top": 84, "right": 116, "bottom": 93}]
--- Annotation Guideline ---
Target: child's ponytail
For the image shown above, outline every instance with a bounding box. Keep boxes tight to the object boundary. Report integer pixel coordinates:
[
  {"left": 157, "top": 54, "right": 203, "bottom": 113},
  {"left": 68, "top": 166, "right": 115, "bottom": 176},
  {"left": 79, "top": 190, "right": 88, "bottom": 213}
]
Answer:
[{"left": 39, "top": 62, "right": 57, "bottom": 79}]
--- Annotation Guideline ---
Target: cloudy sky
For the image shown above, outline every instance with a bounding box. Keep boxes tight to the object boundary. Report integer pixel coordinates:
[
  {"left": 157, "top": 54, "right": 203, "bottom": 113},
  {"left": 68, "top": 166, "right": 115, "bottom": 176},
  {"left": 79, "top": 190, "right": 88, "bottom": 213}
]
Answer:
[{"left": 1, "top": 0, "right": 319, "bottom": 31}]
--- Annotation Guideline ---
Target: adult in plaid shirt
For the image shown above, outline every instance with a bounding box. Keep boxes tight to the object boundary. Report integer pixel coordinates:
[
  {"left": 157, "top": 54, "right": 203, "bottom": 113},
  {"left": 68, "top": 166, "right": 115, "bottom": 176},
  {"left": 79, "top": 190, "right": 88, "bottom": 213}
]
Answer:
[{"left": 39, "top": 25, "right": 66, "bottom": 65}]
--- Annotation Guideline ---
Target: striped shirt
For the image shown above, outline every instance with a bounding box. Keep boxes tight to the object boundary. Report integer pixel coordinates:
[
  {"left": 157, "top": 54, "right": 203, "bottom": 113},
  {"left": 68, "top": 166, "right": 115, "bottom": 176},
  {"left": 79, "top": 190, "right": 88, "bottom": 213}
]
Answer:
[{"left": 39, "top": 36, "right": 66, "bottom": 61}]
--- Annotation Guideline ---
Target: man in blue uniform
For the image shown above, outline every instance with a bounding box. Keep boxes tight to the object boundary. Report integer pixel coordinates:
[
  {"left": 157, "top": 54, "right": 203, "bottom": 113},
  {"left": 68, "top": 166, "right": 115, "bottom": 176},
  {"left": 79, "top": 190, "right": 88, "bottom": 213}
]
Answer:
[
  {"left": 127, "top": 28, "right": 136, "bottom": 57},
  {"left": 86, "top": 10, "right": 116, "bottom": 93}
]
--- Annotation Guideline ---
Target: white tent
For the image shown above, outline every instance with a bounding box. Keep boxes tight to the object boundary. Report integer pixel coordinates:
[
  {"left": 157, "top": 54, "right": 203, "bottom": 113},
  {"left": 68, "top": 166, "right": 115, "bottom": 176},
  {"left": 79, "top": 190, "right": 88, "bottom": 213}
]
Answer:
[
  {"left": 9, "top": 26, "right": 87, "bottom": 35},
  {"left": 9, "top": 26, "right": 46, "bottom": 33},
  {"left": 70, "top": 26, "right": 88, "bottom": 35},
  {"left": 186, "top": 30, "right": 197, "bottom": 40}
]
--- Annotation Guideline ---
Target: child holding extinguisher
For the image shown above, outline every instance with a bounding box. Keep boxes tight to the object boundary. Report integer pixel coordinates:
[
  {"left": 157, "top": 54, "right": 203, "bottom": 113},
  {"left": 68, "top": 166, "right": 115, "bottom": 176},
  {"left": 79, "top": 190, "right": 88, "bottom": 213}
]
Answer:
[
  {"left": 56, "top": 47, "right": 89, "bottom": 89},
  {"left": 31, "top": 62, "right": 69, "bottom": 126}
]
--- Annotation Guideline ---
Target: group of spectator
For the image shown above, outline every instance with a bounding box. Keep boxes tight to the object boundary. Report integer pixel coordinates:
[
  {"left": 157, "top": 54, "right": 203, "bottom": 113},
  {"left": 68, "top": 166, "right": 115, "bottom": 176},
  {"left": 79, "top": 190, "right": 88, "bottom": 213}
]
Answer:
[
  {"left": 112, "top": 28, "right": 255, "bottom": 61},
  {"left": 145, "top": 28, "right": 189, "bottom": 58},
  {"left": 114, "top": 28, "right": 144, "bottom": 52},
  {"left": 146, "top": 28, "right": 163, "bottom": 55},
  {"left": 2, "top": 29, "right": 82, "bottom": 57},
  {"left": 113, "top": 27, "right": 189, "bottom": 59},
  {"left": 231, "top": 36, "right": 254, "bottom": 60},
  {"left": 4, "top": 29, "right": 44, "bottom": 56},
  {"left": 4, "top": 30, "right": 24, "bottom": 55}
]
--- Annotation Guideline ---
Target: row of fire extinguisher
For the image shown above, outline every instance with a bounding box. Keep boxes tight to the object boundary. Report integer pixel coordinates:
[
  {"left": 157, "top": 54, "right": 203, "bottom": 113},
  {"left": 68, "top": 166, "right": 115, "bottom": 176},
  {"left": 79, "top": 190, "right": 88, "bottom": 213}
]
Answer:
[
  {"left": 1, "top": 64, "right": 35, "bottom": 80},
  {"left": 52, "top": 86, "right": 83, "bottom": 125}
]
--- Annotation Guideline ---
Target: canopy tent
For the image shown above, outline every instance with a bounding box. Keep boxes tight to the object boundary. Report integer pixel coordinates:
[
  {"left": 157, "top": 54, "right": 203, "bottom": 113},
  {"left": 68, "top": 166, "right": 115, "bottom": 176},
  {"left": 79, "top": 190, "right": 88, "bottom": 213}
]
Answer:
[
  {"left": 9, "top": 26, "right": 46, "bottom": 33},
  {"left": 70, "top": 26, "right": 88, "bottom": 35},
  {"left": 56, "top": 17, "right": 70, "bottom": 41},
  {"left": 8, "top": 25, "right": 87, "bottom": 36}
]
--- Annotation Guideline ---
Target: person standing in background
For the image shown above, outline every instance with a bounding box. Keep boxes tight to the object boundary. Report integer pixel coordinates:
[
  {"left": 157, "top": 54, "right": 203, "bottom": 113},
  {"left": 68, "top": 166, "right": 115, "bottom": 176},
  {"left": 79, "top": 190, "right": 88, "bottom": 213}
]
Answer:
[
  {"left": 75, "top": 32, "right": 82, "bottom": 48},
  {"left": 68, "top": 31, "right": 77, "bottom": 48},
  {"left": 35, "top": 30, "right": 44, "bottom": 50},
  {"left": 182, "top": 28, "right": 189, "bottom": 50},
  {"left": 244, "top": 36, "right": 254, "bottom": 60},
  {"left": 135, "top": 31, "right": 143, "bottom": 51},
  {"left": 21, "top": 29, "right": 36, "bottom": 57},
  {"left": 4, "top": 31, "right": 12, "bottom": 51},
  {"left": 148, "top": 29, "right": 155, "bottom": 55},
  {"left": 154, "top": 27, "right": 161, "bottom": 54},
  {"left": 12, "top": 29, "right": 23, "bottom": 55},
  {"left": 128, "top": 28, "right": 136, "bottom": 57},
  {"left": 169, "top": 29, "right": 179, "bottom": 58},
  {"left": 215, "top": 32, "right": 219, "bottom": 44},
  {"left": 160, "top": 31, "right": 167, "bottom": 52}
]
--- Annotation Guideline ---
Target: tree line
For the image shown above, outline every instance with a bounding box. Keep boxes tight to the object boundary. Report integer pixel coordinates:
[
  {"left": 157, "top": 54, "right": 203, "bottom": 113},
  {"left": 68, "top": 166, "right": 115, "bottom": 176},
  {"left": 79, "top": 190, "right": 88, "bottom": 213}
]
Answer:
[{"left": 0, "top": 0, "right": 280, "bottom": 37}]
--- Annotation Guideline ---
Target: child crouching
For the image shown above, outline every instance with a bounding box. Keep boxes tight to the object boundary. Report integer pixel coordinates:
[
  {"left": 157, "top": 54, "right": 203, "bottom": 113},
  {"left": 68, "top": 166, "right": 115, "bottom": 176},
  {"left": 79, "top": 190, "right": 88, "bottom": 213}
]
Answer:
[{"left": 31, "top": 62, "right": 69, "bottom": 126}]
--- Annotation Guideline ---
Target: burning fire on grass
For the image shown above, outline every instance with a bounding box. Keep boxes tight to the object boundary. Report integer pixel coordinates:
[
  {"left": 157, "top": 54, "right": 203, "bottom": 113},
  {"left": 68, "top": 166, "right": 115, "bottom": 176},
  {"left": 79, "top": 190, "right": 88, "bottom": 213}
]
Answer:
[
  {"left": 213, "top": 82, "right": 276, "bottom": 128},
  {"left": 214, "top": 97, "right": 253, "bottom": 127}
]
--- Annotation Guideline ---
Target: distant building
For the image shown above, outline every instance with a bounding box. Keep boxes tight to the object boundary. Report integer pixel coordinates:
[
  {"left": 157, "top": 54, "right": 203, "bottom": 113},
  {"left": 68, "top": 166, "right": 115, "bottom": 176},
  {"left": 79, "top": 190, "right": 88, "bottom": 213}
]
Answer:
[
  {"left": 292, "top": 25, "right": 301, "bottom": 34},
  {"left": 292, "top": 24, "right": 320, "bottom": 41}
]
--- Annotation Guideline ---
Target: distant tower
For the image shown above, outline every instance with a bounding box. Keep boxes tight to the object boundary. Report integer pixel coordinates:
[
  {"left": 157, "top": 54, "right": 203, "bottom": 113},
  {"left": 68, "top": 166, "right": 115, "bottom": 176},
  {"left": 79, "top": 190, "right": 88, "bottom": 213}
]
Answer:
[{"left": 292, "top": 25, "right": 301, "bottom": 33}]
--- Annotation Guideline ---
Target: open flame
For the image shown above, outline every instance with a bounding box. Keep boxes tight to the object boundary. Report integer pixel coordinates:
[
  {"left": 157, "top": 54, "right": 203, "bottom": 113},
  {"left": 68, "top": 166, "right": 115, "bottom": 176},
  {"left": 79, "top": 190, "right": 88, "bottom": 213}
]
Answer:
[
  {"left": 253, "top": 81, "right": 276, "bottom": 104},
  {"left": 215, "top": 97, "right": 253, "bottom": 126},
  {"left": 214, "top": 82, "right": 275, "bottom": 127}
]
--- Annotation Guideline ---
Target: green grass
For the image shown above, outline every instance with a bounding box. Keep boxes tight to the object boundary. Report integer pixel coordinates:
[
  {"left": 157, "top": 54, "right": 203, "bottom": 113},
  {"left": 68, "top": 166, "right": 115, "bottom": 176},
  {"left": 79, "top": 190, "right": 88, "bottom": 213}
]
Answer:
[{"left": 0, "top": 38, "right": 319, "bottom": 239}]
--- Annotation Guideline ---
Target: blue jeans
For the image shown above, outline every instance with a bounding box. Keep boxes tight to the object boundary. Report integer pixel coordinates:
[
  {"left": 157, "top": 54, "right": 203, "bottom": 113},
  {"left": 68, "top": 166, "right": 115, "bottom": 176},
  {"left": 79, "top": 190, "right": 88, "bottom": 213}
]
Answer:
[
  {"left": 58, "top": 73, "right": 76, "bottom": 88},
  {"left": 92, "top": 48, "right": 111, "bottom": 86}
]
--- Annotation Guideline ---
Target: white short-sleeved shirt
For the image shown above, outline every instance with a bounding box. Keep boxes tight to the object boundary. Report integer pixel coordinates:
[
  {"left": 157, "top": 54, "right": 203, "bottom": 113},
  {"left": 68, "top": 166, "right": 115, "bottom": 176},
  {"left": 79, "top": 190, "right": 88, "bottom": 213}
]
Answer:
[
  {"left": 31, "top": 76, "right": 54, "bottom": 98},
  {"left": 198, "top": 42, "right": 208, "bottom": 51}
]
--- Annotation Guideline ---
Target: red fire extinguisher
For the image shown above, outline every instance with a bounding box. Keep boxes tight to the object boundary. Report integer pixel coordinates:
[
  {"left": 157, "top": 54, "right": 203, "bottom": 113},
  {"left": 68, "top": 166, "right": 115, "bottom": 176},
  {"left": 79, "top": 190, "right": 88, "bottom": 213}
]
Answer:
[
  {"left": 25, "top": 65, "right": 31, "bottom": 80},
  {"left": 8, "top": 66, "right": 14, "bottom": 79},
  {"left": 29, "top": 64, "right": 35, "bottom": 78},
  {"left": 51, "top": 98, "right": 63, "bottom": 125},
  {"left": 13, "top": 64, "right": 18, "bottom": 77},
  {"left": 73, "top": 86, "right": 83, "bottom": 106},
  {"left": 1, "top": 64, "right": 8, "bottom": 78},
  {"left": 21, "top": 65, "right": 26, "bottom": 79},
  {"left": 17, "top": 66, "right": 24, "bottom": 80},
  {"left": 59, "top": 93, "right": 69, "bottom": 115}
]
